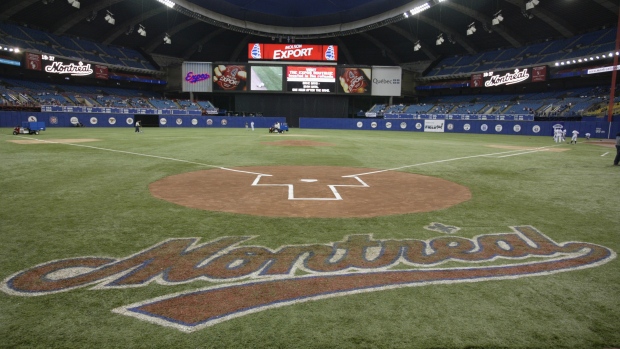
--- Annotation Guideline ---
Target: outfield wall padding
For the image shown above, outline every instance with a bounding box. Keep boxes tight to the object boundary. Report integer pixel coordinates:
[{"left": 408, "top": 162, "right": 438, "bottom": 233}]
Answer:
[
  {"left": 299, "top": 118, "right": 620, "bottom": 139},
  {"left": 0, "top": 112, "right": 285, "bottom": 130}
]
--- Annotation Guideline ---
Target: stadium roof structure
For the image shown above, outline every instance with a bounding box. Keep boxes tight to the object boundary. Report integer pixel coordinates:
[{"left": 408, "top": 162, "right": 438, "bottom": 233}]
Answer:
[{"left": 0, "top": 0, "right": 618, "bottom": 68}]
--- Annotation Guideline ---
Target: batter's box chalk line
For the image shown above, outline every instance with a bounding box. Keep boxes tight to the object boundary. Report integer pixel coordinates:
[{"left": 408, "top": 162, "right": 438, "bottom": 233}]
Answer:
[{"left": 251, "top": 174, "right": 369, "bottom": 201}]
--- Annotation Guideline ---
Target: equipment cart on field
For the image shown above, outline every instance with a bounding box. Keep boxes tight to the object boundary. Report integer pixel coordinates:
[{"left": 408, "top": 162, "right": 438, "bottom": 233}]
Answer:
[{"left": 13, "top": 121, "right": 46, "bottom": 135}]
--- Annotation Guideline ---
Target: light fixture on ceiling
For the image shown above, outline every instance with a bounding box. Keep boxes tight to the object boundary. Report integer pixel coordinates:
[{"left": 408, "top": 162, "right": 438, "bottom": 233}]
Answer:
[
  {"left": 525, "top": 0, "right": 539, "bottom": 10},
  {"left": 467, "top": 22, "right": 476, "bottom": 36},
  {"left": 163, "top": 33, "right": 171, "bottom": 44},
  {"left": 413, "top": 40, "right": 421, "bottom": 51},
  {"left": 138, "top": 24, "right": 146, "bottom": 37},
  {"left": 436, "top": 33, "right": 444, "bottom": 46},
  {"left": 409, "top": 3, "right": 431, "bottom": 16},
  {"left": 104, "top": 11, "right": 115, "bottom": 25},
  {"left": 492, "top": 10, "right": 503, "bottom": 25},
  {"left": 156, "top": 0, "right": 175, "bottom": 8},
  {"left": 67, "top": 0, "right": 80, "bottom": 9}
]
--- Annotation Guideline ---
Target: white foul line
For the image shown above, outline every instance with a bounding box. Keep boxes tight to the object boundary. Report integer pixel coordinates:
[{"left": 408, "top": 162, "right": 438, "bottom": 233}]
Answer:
[
  {"left": 12, "top": 135, "right": 562, "bottom": 201},
  {"left": 12, "top": 136, "right": 270, "bottom": 176},
  {"left": 495, "top": 149, "right": 550, "bottom": 158},
  {"left": 601, "top": 152, "right": 609, "bottom": 157},
  {"left": 343, "top": 145, "right": 562, "bottom": 177}
]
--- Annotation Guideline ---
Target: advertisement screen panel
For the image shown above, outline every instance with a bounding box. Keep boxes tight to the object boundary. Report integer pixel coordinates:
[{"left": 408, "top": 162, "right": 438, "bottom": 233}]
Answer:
[
  {"left": 25, "top": 52, "right": 41, "bottom": 70},
  {"left": 531, "top": 65, "right": 547, "bottom": 82},
  {"left": 41, "top": 55, "right": 94, "bottom": 77},
  {"left": 471, "top": 73, "right": 483, "bottom": 88},
  {"left": 337, "top": 67, "right": 371, "bottom": 95},
  {"left": 286, "top": 66, "right": 336, "bottom": 93},
  {"left": 250, "top": 66, "right": 283, "bottom": 91},
  {"left": 249, "top": 43, "right": 338, "bottom": 62},
  {"left": 371, "top": 66, "right": 402, "bottom": 96},
  {"left": 182, "top": 62, "right": 213, "bottom": 92},
  {"left": 95, "top": 65, "right": 108, "bottom": 80},
  {"left": 478, "top": 65, "right": 547, "bottom": 87},
  {"left": 213, "top": 64, "right": 247, "bottom": 91}
]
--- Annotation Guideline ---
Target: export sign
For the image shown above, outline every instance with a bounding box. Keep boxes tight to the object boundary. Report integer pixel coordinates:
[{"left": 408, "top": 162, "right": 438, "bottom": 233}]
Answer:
[
  {"left": 249, "top": 43, "right": 338, "bottom": 61},
  {"left": 471, "top": 65, "right": 547, "bottom": 88},
  {"left": 1, "top": 226, "right": 614, "bottom": 332}
]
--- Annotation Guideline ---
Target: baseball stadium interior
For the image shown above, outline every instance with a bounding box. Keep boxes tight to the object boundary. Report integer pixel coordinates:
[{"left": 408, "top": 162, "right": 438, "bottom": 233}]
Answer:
[{"left": 0, "top": 0, "right": 619, "bottom": 128}]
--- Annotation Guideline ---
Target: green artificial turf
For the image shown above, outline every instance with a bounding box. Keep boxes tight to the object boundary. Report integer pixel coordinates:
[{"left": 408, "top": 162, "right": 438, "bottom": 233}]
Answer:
[{"left": 0, "top": 127, "right": 618, "bottom": 349}]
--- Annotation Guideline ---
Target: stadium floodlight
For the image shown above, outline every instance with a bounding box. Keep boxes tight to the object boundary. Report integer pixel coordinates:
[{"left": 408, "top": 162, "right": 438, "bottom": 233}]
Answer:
[
  {"left": 163, "top": 33, "right": 171, "bottom": 44},
  {"left": 525, "top": 0, "right": 539, "bottom": 10},
  {"left": 436, "top": 34, "right": 444, "bottom": 46},
  {"left": 156, "top": 0, "right": 175, "bottom": 8},
  {"left": 467, "top": 22, "right": 476, "bottom": 35},
  {"left": 409, "top": 3, "right": 431, "bottom": 16},
  {"left": 138, "top": 24, "right": 146, "bottom": 37},
  {"left": 492, "top": 11, "right": 503, "bottom": 25},
  {"left": 104, "top": 11, "right": 115, "bottom": 25},
  {"left": 67, "top": 0, "right": 80, "bottom": 9},
  {"left": 413, "top": 41, "right": 421, "bottom": 51}
]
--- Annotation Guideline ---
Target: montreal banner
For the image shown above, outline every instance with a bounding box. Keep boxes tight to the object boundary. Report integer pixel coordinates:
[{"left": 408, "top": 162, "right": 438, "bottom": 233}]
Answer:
[{"left": 471, "top": 65, "right": 547, "bottom": 88}]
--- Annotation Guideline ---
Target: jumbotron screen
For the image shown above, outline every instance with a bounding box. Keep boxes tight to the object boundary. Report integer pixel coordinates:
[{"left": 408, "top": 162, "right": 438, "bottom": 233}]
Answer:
[
  {"left": 285, "top": 66, "right": 336, "bottom": 93},
  {"left": 250, "top": 66, "right": 283, "bottom": 91}
]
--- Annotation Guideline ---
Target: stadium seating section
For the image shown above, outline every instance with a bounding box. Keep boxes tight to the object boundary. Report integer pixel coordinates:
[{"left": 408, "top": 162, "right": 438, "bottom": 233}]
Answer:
[
  {"left": 370, "top": 85, "right": 620, "bottom": 119},
  {"left": 0, "top": 22, "right": 156, "bottom": 71},
  {"left": 425, "top": 28, "right": 616, "bottom": 79},
  {"left": 0, "top": 76, "right": 218, "bottom": 114}
]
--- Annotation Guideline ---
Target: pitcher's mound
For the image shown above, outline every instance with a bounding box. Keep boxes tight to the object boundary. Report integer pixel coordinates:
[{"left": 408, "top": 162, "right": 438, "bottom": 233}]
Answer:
[{"left": 149, "top": 166, "right": 471, "bottom": 218}]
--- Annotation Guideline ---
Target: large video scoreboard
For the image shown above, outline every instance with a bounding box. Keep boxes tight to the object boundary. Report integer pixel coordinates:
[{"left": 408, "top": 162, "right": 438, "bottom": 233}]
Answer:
[
  {"left": 200, "top": 63, "right": 379, "bottom": 95},
  {"left": 181, "top": 42, "right": 400, "bottom": 96}
]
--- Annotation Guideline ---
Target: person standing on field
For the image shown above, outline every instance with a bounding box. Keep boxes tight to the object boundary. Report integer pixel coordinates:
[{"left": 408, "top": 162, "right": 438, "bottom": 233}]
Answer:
[
  {"left": 251, "top": 121, "right": 254, "bottom": 131},
  {"left": 570, "top": 129, "right": 579, "bottom": 144},
  {"left": 562, "top": 128, "right": 567, "bottom": 142},
  {"left": 553, "top": 128, "right": 562, "bottom": 143},
  {"left": 135, "top": 120, "right": 141, "bottom": 133},
  {"left": 614, "top": 132, "right": 620, "bottom": 166}
]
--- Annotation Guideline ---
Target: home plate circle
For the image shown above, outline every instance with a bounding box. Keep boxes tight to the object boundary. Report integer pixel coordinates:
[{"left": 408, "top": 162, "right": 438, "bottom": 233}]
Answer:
[{"left": 149, "top": 166, "right": 471, "bottom": 218}]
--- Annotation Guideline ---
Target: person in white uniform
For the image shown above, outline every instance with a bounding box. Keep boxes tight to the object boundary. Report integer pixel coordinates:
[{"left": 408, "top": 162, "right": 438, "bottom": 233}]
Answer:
[
  {"left": 561, "top": 129, "right": 567, "bottom": 142},
  {"left": 570, "top": 130, "right": 579, "bottom": 144},
  {"left": 553, "top": 128, "right": 562, "bottom": 143}
]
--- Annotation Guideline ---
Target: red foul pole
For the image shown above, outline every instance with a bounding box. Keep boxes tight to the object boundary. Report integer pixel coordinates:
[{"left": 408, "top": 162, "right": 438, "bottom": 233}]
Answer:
[{"left": 607, "top": 7, "right": 620, "bottom": 122}]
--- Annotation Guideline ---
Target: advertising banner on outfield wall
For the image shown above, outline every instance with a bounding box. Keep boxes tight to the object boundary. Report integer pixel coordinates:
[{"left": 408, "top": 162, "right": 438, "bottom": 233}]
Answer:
[
  {"left": 471, "top": 65, "right": 547, "bottom": 88},
  {"left": 371, "top": 66, "right": 402, "bottom": 96},
  {"left": 182, "top": 62, "right": 213, "bottom": 92},
  {"left": 424, "top": 119, "right": 445, "bottom": 132}
]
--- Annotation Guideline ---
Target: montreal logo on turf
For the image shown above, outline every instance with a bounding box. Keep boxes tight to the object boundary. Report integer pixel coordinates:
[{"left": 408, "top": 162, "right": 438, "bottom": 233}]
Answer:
[{"left": 1, "top": 226, "right": 614, "bottom": 333}]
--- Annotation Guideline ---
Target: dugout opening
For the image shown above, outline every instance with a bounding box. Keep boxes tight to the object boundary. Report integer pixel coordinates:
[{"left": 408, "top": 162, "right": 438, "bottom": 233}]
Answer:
[{"left": 134, "top": 115, "right": 159, "bottom": 127}]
